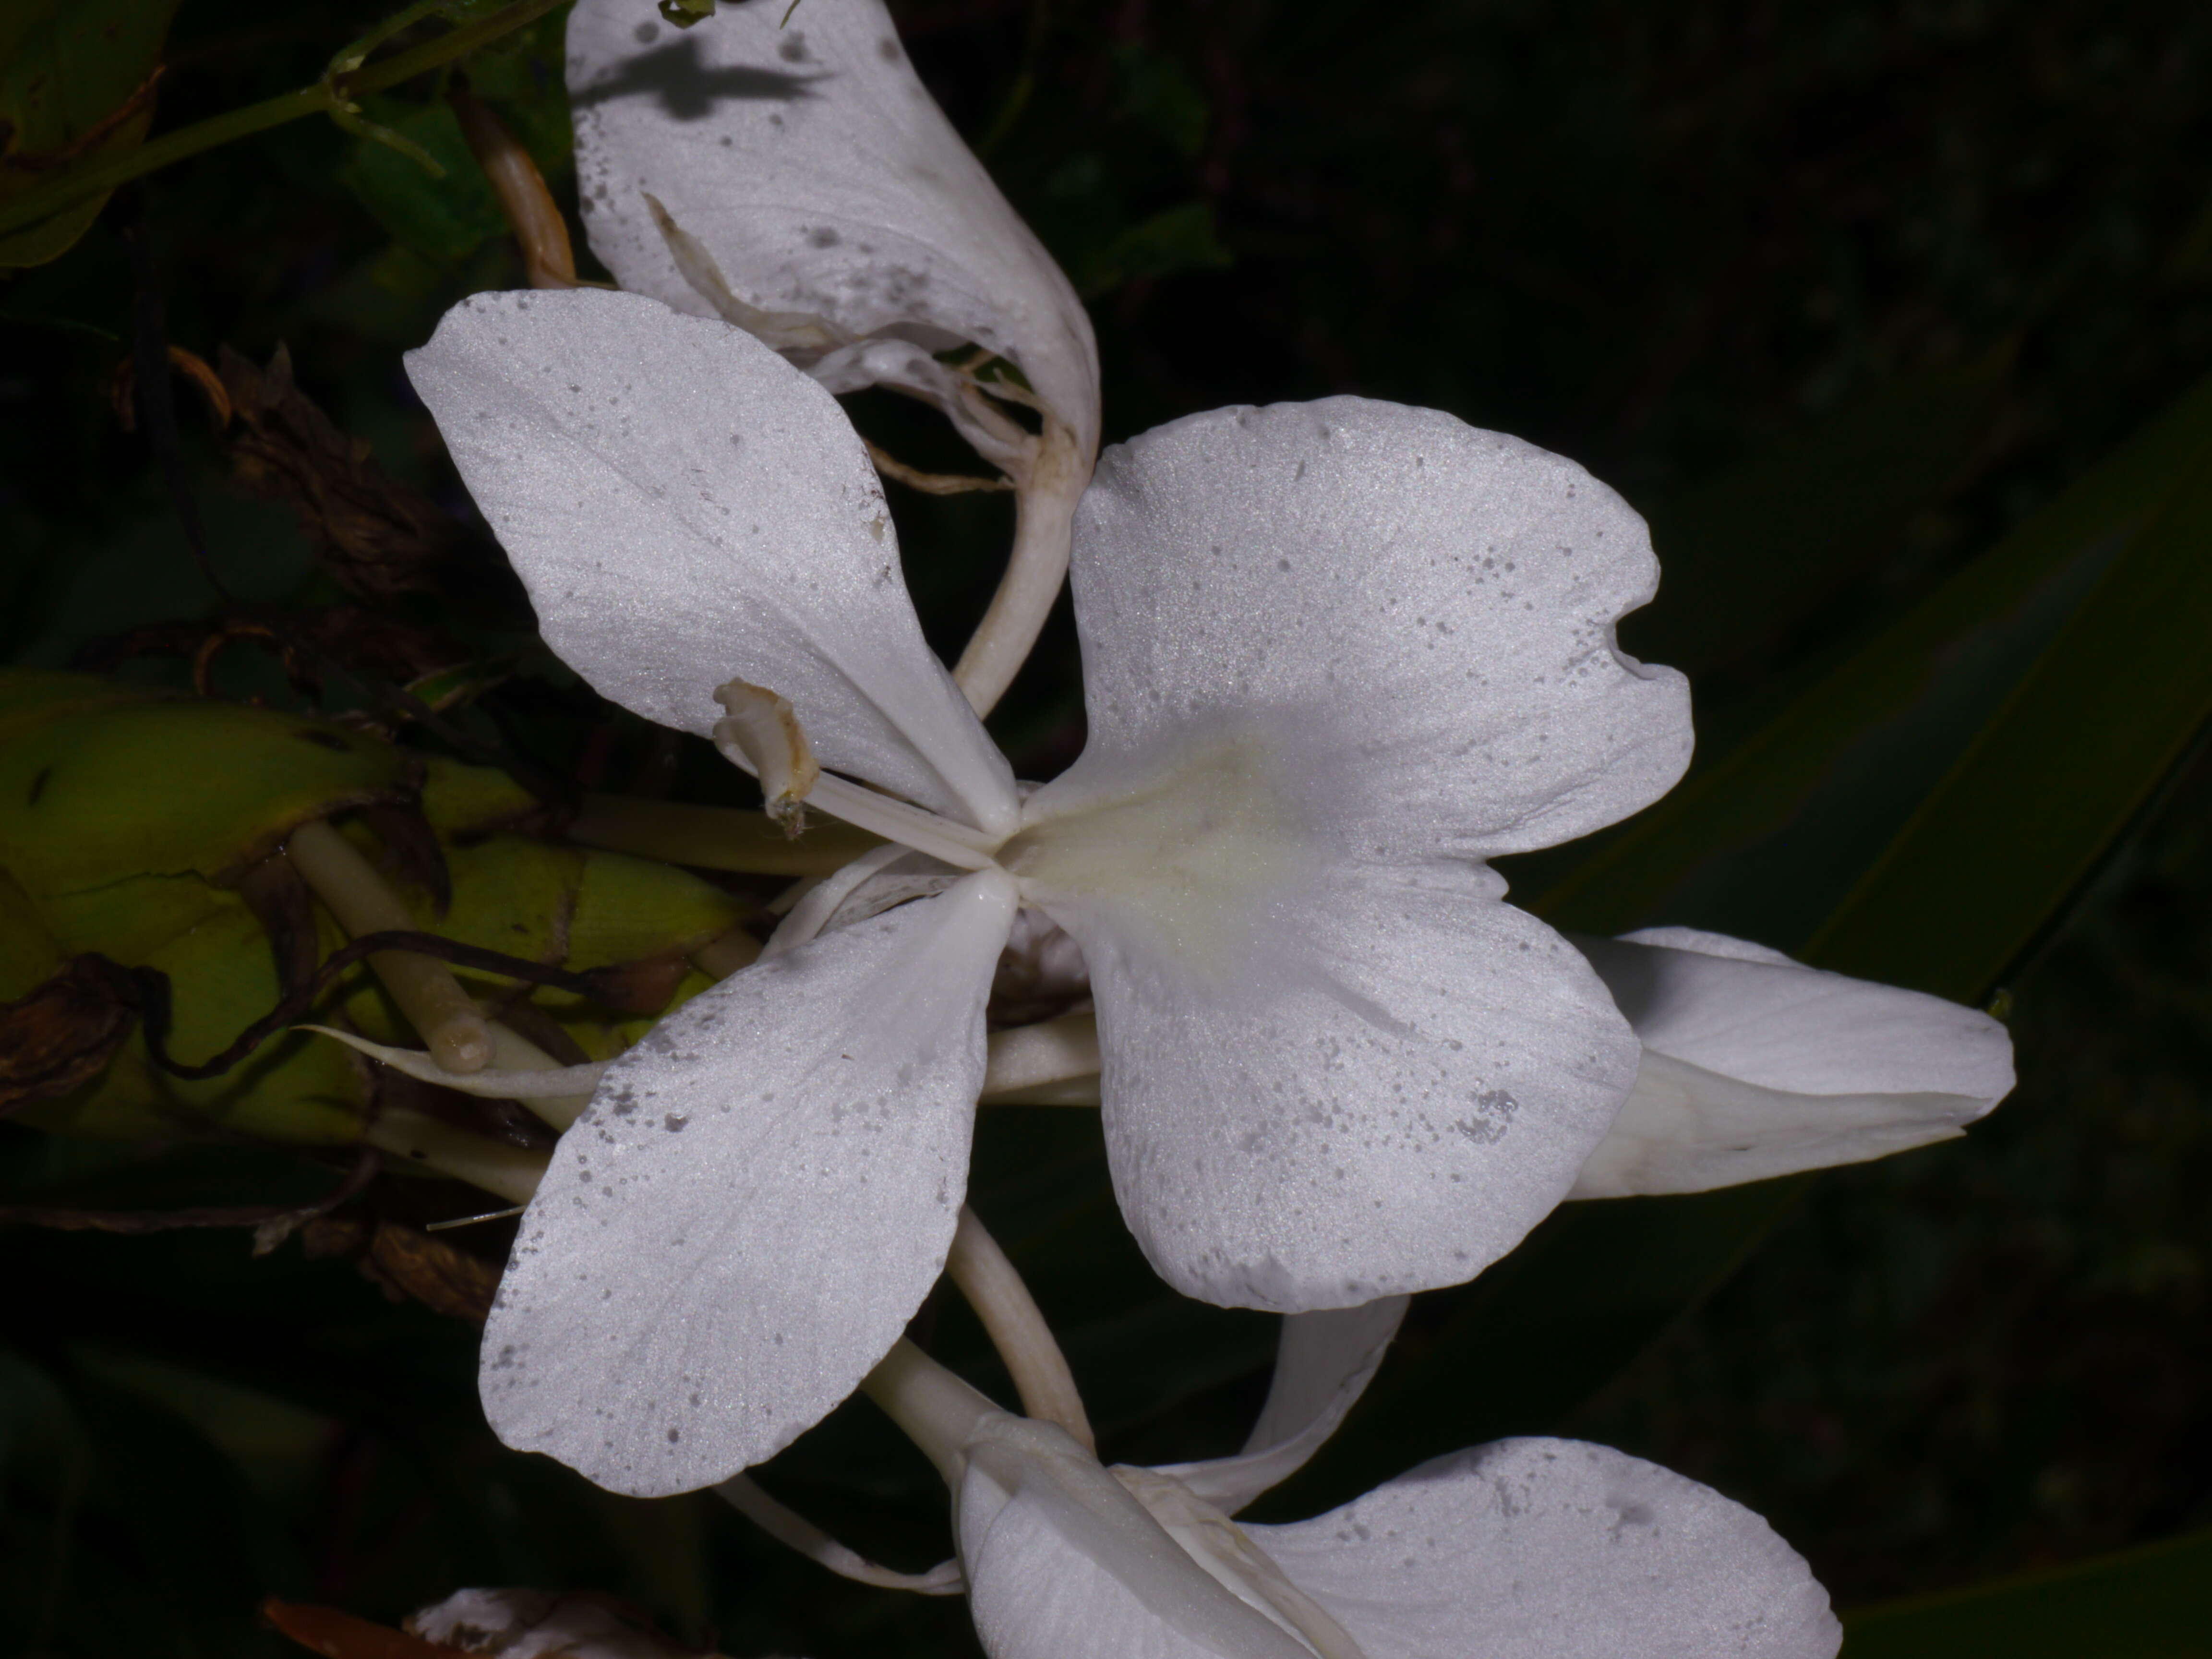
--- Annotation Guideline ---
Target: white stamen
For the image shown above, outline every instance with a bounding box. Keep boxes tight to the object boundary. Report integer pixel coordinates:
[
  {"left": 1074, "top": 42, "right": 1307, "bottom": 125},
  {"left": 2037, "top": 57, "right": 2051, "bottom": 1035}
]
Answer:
[
  {"left": 805, "top": 772, "right": 1005, "bottom": 869},
  {"left": 982, "top": 1011, "right": 1101, "bottom": 1100},
  {"left": 712, "top": 679, "right": 821, "bottom": 832}
]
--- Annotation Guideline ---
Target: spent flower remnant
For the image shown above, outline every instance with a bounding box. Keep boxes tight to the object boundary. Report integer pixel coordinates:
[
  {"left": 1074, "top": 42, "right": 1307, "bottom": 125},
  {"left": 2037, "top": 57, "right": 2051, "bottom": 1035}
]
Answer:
[
  {"left": 565, "top": 0, "right": 1099, "bottom": 713},
  {"left": 867, "top": 1303, "right": 1842, "bottom": 1659},
  {"left": 406, "top": 281, "right": 1692, "bottom": 1496}
]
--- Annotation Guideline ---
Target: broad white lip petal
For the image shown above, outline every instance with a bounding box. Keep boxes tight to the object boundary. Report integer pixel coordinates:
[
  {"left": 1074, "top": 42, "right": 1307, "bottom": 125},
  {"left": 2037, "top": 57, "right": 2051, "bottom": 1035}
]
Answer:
[
  {"left": 1040, "top": 398, "right": 1692, "bottom": 865},
  {"left": 958, "top": 1416, "right": 1317, "bottom": 1659},
  {"left": 1032, "top": 858, "right": 1639, "bottom": 1312},
  {"left": 565, "top": 0, "right": 1100, "bottom": 454},
  {"left": 405, "top": 287, "right": 1018, "bottom": 834},
  {"left": 479, "top": 870, "right": 1017, "bottom": 1497},
  {"left": 1249, "top": 1438, "right": 1842, "bottom": 1659},
  {"left": 1568, "top": 927, "right": 2016, "bottom": 1198},
  {"left": 1159, "top": 1297, "right": 1410, "bottom": 1515}
]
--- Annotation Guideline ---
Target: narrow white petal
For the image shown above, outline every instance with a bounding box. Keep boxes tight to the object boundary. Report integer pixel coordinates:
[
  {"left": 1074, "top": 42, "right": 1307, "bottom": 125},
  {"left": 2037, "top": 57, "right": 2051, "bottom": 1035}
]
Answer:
[
  {"left": 479, "top": 871, "right": 1017, "bottom": 1496},
  {"left": 958, "top": 1417, "right": 1314, "bottom": 1659},
  {"left": 1570, "top": 1053, "right": 1986, "bottom": 1198},
  {"left": 298, "top": 1026, "right": 608, "bottom": 1102},
  {"left": 406, "top": 287, "right": 1018, "bottom": 834},
  {"left": 1566, "top": 928, "right": 2015, "bottom": 1197},
  {"left": 1159, "top": 1296, "right": 1408, "bottom": 1515},
  {"left": 1028, "top": 858, "right": 1637, "bottom": 1312},
  {"left": 1036, "top": 399, "right": 1691, "bottom": 863},
  {"left": 1587, "top": 927, "right": 2016, "bottom": 1098},
  {"left": 1250, "top": 1438, "right": 1841, "bottom": 1659},
  {"left": 565, "top": 0, "right": 1099, "bottom": 452}
]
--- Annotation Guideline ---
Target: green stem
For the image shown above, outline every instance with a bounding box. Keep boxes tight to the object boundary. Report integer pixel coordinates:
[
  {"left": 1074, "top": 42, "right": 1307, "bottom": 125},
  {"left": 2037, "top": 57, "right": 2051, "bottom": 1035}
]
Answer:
[{"left": 0, "top": 0, "right": 570, "bottom": 242}]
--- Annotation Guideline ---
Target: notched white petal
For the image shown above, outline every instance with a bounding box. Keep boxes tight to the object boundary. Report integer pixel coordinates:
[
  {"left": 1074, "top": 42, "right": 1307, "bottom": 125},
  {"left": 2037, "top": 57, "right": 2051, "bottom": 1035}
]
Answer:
[
  {"left": 566, "top": 0, "right": 1098, "bottom": 454},
  {"left": 404, "top": 286, "right": 1017, "bottom": 833},
  {"left": 1569, "top": 928, "right": 2016, "bottom": 1198},
  {"left": 1250, "top": 1438, "right": 1841, "bottom": 1659},
  {"left": 1048, "top": 397, "right": 1693, "bottom": 864},
  {"left": 478, "top": 870, "right": 1017, "bottom": 1496}
]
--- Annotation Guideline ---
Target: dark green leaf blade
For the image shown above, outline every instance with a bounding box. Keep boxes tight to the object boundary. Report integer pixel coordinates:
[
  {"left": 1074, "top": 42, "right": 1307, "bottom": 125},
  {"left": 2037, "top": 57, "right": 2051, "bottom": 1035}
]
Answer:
[
  {"left": 1841, "top": 1527, "right": 2212, "bottom": 1659},
  {"left": 1809, "top": 449, "right": 2212, "bottom": 1000}
]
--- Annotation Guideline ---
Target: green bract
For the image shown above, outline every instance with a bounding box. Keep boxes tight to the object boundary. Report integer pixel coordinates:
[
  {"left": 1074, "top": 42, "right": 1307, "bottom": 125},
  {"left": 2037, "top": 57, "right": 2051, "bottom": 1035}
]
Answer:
[{"left": 0, "top": 671, "right": 748, "bottom": 1144}]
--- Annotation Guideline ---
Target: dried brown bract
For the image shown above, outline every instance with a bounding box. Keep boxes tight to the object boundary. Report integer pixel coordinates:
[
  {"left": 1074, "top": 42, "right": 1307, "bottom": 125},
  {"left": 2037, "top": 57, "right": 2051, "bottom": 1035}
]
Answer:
[
  {"left": 218, "top": 343, "right": 463, "bottom": 599},
  {"left": 0, "top": 953, "right": 141, "bottom": 1114}
]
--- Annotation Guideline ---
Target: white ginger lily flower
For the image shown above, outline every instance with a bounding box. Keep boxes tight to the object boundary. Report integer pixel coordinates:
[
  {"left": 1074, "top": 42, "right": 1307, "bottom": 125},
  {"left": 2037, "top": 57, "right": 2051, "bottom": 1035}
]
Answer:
[
  {"left": 1568, "top": 926, "right": 2016, "bottom": 1198},
  {"left": 405, "top": 284, "right": 1690, "bottom": 1496},
  {"left": 566, "top": 0, "right": 1099, "bottom": 710},
  {"left": 869, "top": 1302, "right": 1840, "bottom": 1659}
]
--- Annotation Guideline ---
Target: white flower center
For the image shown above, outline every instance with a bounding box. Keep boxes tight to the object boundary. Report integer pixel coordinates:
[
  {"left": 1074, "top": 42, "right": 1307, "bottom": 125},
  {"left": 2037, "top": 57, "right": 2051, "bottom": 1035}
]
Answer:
[{"left": 1001, "top": 733, "right": 1312, "bottom": 970}]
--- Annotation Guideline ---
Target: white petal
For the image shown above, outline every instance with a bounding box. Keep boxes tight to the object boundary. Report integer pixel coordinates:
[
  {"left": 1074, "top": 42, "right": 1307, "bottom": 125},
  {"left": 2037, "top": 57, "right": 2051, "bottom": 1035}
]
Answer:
[
  {"left": 1034, "top": 858, "right": 1638, "bottom": 1312},
  {"left": 1159, "top": 1297, "right": 1409, "bottom": 1515},
  {"left": 1043, "top": 399, "right": 1691, "bottom": 862},
  {"left": 565, "top": 0, "right": 1099, "bottom": 452},
  {"left": 1566, "top": 928, "right": 2015, "bottom": 1198},
  {"left": 1249, "top": 1438, "right": 1841, "bottom": 1659},
  {"left": 1590, "top": 928, "right": 2016, "bottom": 1097},
  {"left": 958, "top": 1417, "right": 1315, "bottom": 1659},
  {"left": 478, "top": 870, "right": 1017, "bottom": 1496},
  {"left": 406, "top": 287, "right": 1018, "bottom": 834}
]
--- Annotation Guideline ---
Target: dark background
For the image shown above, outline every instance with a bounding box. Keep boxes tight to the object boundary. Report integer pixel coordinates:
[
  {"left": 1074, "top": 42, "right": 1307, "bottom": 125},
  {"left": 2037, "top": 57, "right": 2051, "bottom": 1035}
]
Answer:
[{"left": 2, "top": 0, "right": 2209, "bottom": 1652}]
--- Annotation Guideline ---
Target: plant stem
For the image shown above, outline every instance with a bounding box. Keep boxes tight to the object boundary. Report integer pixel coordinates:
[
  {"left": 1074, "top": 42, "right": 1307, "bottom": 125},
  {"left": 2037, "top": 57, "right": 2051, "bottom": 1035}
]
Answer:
[
  {"left": 286, "top": 817, "right": 493, "bottom": 1073},
  {"left": 0, "top": 0, "right": 570, "bottom": 242},
  {"left": 859, "top": 1338, "right": 1003, "bottom": 1487},
  {"left": 947, "top": 1206, "right": 1096, "bottom": 1451}
]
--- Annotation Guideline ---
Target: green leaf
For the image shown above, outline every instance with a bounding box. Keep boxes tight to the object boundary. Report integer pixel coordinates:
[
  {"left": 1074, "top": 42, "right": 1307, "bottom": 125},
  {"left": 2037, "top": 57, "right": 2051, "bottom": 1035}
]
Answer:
[
  {"left": 0, "top": 865, "right": 62, "bottom": 997},
  {"left": 335, "top": 96, "right": 508, "bottom": 263},
  {"left": 1808, "top": 430, "right": 2212, "bottom": 1000},
  {"left": 0, "top": 672, "right": 409, "bottom": 898},
  {"left": 1076, "top": 201, "right": 1233, "bottom": 298},
  {"left": 1841, "top": 1527, "right": 2212, "bottom": 1658},
  {"left": 0, "top": 0, "right": 182, "bottom": 267},
  {"left": 1624, "top": 348, "right": 2011, "bottom": 680},
  {"left": 1111, "top": 44, "right": 1211, "bottom": 159}
]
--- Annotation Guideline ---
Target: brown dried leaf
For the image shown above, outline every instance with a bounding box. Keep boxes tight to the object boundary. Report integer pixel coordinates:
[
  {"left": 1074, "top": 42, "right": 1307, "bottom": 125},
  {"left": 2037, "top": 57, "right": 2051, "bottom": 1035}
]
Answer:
[
  {"left": 300, "top": 1214, "right": 502, "bottom": 1323},
  {"left": 0, "top": 953, "right": 137, "bottom": 1113},
  {"left": 217, "top": 344, "right": 463, "bottom": 599}
]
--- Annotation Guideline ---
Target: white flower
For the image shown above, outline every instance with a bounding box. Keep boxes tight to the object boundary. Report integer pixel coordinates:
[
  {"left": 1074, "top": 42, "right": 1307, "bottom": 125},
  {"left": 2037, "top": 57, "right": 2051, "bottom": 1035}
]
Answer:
[
  {"left": 565, "top": 0, "right": 1100, "bottom": 710},
  {"left": 1568, "top": 927, "right": 2016, "bottom": 1198},
  {"left": 406, "top": 283, "right": 1690, "bottom": 1495},
  {"left": 867, "top": 1304, "right": 1840, "bottom": 1659}
]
